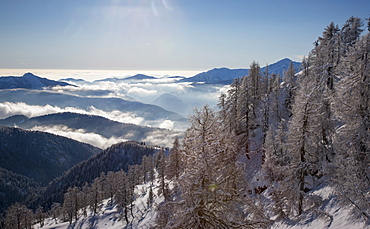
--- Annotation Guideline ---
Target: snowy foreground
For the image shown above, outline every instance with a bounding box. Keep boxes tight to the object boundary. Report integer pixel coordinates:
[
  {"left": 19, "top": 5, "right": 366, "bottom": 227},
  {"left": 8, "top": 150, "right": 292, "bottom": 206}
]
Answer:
[
  {"left": 35, "top": 181, "right": 163, "bottom": 229},
  {"left": 272, "top": 185, "right": 368, "bottom": 229},
  {"left": 33, "top": 180, "right": 368, "bottom": 229}
]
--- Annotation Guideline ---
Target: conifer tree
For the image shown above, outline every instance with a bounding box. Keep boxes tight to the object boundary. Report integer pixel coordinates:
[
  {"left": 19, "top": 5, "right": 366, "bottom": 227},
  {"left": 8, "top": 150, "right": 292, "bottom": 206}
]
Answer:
[
  {"left": 35, "top": 206, "right": 45, "bottom": 228},
  {"left": 165, "top": 137, "right": 183, "bottom": 181},
  {"left": 166, "top": 105, "right": 268, "bottom": 228},
  {"left": 332, "top": 32, "right": 370, "bottom": 220},
  {"left": 115, "top": 170, "right": 130, "bottom": 225},
  {"left": 283, "top": 71, "right": 325, "bottom": 216},
  {"left": 4, "top": 203, "right": 33, "bottom": 229}
]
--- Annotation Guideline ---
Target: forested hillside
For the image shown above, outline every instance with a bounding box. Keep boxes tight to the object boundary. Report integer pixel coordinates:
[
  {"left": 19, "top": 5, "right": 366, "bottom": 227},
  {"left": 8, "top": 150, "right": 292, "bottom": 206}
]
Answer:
[
  {"left": 0, "top": 125, "right": 100, "bottom": 185},
  {"left": 34, "top": 141, "right": 157, "bottom": 210}
]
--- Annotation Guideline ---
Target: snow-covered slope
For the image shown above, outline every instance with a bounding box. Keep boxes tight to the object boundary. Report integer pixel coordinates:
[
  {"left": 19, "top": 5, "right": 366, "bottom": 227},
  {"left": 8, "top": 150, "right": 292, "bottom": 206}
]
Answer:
[
  {"left": 34, "top": 180, "right": 369, "bottom": 229},
  {"left": 272, "top": 185, "right": 369, "bottom": 229},
  {"left": 34, "top": 180, "right": 162, "bottom": 229}
]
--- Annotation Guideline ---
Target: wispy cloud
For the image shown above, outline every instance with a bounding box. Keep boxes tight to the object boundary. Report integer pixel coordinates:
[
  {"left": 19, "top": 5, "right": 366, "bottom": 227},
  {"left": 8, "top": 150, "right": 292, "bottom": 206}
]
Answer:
[
  {"left": 30, "top": 124, "right": 180, "bottom": 148},
  {"left": 0, "top": 102, "right": 144, "bottom": 125},
  {"left": 30, "top": 125, "right": 128, "bottom": 149}
]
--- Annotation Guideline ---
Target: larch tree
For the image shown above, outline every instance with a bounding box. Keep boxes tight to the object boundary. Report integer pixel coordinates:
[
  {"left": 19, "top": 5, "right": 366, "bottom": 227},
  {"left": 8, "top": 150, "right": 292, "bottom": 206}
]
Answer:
[
  {"left": 4, "top": 203, "right": 33, "bottom": 229},
  {"left": 262, "top": 124, "right": 288, "bottom": 219},
  {"left": 166, "top": 137, "right": 183, "bottom": 180},
  {"left": 283, "top": 61, "right": 298, "bottom": 117},
  {"left": 283, "top": 70, "right": 325, "bottom": 216},
  {"left": 114, "top": 170, "right": 130, "bottom": 225},
  {"left": 332, "top": 32, "right": 370, "bottom": 220},
  {"left": 165, "top": 105, "right": 269, "bottom": 229}
]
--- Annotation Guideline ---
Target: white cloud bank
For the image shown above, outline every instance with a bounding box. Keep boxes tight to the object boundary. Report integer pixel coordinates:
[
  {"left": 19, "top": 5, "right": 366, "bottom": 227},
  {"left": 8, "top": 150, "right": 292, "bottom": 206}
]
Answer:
[
  {"left": 30, "top": 125, "right": 128, "bottom": 149},
  {"left": 159, "top": 120, "right": 174, "bottom": 130},
  {"left": 30, "top": 125, "right": 180, "bottom": 149},
  {"left": 0, "top": 102, "right": 144, "bottom": 125}
]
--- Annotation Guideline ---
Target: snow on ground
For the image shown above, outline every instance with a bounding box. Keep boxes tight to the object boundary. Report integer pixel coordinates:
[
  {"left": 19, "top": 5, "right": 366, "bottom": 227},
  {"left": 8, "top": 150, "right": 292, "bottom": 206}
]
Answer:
[
  {"left": 34, "top": 181, "right": 162, "bottom": 229},
  {"left": 34, "top": 179, "right": 369, "bottom": 229},
  {"left": 272, "top": 185, "right": 369, "bottom": 229}
]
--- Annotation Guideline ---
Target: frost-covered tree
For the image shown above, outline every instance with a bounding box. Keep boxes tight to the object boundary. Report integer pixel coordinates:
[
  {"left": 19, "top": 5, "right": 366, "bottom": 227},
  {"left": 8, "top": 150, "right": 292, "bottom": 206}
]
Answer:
[
  {"left": 165, "top": 105, "right": 269, "bottom": 228},
  {"left": 62, "top": 187, "right": 79, "bottom": 224},
  {"left": 4, "top": 203, "right": 33, "bottom": 229},
  {"left": 166, "top": 137, "right": 183, "bottom": 181},
  {"left": 89, "top": 177, "right": 104, "bottom": 215},
  {"left": 50, "top": 202, "right": 61, "bottom": 223},
  {"left": 35, "top": 206, "right": 45, "bottom": 228},
  {"left": 267, "top": 74, "right": 282, "bottom": 127},
  {"left": 283, "top": 61, "right": 298, "bottom": 116},
  {"left": 114, "top": 170, "right": 130, "bottom": 225},
  {"left": 262, "top": 124, "right": 288, "bottom": 218},
  {"left": 156, "top": 148, "right": 169, "bottom": 201},
  {"left": 223, "top": 78, "right": 241, "bottom": 134},
  {"left": 283, "top": 71, "right": 326, "bottom": 216},
  {"left": 341, "top": 16, "right": 364, "bottom": 48},
  {"left": 332, "top": 32, "right": 370, "bottom": 220},
  {"left": 247, "top": 61, "right": 262, "bottom": 120}
]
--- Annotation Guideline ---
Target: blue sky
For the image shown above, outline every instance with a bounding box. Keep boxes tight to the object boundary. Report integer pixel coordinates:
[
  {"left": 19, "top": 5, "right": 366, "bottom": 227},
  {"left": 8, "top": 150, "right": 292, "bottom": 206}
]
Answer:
[{"left": 0, "top": 0, "right": 369, "bottom": 71}]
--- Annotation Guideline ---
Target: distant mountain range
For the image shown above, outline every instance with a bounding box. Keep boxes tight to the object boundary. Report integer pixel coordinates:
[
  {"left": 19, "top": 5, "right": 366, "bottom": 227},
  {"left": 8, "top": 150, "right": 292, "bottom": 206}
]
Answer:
[
  {"left": 0, "top": 72, "right": 74, "bottom": 89},
  {"left": 152, "top": 93, "right": 189, "bottom": 115},
  {"left": 180, "top": 58, "right": 301, "bottom": 84},
  {"left": 93, "top": 74, "right": 157, "bottom": 83},
  {"left": 59, "top": 58, "right": 301, "bottom": 86}
]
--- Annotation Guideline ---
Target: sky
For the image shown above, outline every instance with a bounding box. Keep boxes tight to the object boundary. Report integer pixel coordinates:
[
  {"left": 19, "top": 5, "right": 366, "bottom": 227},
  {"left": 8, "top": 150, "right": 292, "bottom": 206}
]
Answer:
[{"left": 0, "top": 0, "right": 369, "bottom": 72}]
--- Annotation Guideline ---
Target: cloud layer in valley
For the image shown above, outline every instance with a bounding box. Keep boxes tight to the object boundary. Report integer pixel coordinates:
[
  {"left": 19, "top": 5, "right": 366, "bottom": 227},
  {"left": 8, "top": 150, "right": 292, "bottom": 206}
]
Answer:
[
  {"left": 0, "top": 102, "right": 144, "bottom": 126},
  {"left": 31, "top": 125, "right": 128, "bottom": 149},
  {"left": 57, "top": 77, "right": 230, "bottom": 116},
  {"left": 30, "top": 125, "right": 179, "bottom": 149}
]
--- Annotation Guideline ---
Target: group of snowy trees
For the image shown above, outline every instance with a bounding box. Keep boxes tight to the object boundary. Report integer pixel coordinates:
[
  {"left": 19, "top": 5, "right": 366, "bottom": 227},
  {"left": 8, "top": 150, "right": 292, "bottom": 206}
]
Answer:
[
  {"left": 157, "top": 16, "right": 370, "bottom": 227},
  {"left": 3, "top": 150, "right": 163, "bottom": 228},
  {"left": 262, "top": 16, "right": 370, "bottom": 219}
]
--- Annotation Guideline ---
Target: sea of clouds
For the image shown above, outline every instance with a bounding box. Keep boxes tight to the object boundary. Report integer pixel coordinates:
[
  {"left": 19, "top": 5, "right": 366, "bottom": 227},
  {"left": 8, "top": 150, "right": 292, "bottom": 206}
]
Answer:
[{"left": 0, "top": 71, "right": 229, "bottom": 148}]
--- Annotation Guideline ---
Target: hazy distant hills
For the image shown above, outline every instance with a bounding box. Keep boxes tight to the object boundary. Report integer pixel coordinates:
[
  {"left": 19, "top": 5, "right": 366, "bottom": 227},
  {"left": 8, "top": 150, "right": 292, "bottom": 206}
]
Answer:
[
  {"left": 0, "top": 72, "right": 73, "bottom": 89},
  {"left": 62, "top": 58, "right": 301, "bottom": 86},
  {"left": 0, "top": 112, "right": 183, "bottom": 146},
  {"left": 93, "top": 74, "right": 157, "bottom": 83},
  {"left": 152, "top": 93, "right": 189, "bottom": 115},
  {"left": 0, "top": 125, "right": 100, "bottom": 185},
  {"left": 180, "top": 58, "right": 301, "bottom": 84}
]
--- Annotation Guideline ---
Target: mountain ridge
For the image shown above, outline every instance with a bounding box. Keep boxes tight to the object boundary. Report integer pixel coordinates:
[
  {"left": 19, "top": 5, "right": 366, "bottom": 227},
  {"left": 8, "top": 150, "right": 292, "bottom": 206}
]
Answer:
[
  {"left": 180, "top": 58, "right": 301, "bottom": 84},
  {"left": 0, "top": 73, "right": 74, "bottom": 89}
]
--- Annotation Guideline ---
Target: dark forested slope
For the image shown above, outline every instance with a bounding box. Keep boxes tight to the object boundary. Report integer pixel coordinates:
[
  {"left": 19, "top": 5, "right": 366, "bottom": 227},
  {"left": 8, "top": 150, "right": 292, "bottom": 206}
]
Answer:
[
  {"left": 0, "top": 125, "right": 100, "bottom": 185},
  {"left": 36, "top": 141, "right": 157, "bottom": 209}
]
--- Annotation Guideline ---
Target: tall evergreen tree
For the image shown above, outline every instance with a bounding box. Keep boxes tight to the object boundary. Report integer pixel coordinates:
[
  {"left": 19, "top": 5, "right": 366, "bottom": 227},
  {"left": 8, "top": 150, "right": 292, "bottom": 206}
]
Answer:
[
  {"left": 332, "top": 32, "right": 370, "bottom": 220},
  {"left": 166, "top": 105, "right": 268, "bottom": 228},
  {"left": 283, "top": 71, "right": 326, "bottom": 216},
  {"left": 166, "top": 137, "right": 183, "bottom": 180}
]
